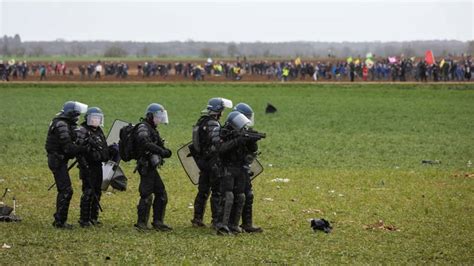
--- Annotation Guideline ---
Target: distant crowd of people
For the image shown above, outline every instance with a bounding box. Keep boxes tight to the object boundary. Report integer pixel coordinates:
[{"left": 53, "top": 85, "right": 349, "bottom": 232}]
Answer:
[{"left": 1, "top": 56, "right": 472, "bottom": 82}]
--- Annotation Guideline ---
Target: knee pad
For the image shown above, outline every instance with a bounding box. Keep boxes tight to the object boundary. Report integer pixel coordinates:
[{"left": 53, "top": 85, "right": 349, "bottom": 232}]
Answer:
[
  {"left": 84, "top": 188, "right": 94, "bottom": 197},
  {"left": 62, "top": 186, "right": 73, "bottom": 200},
  {"left": 159, "top": 191, "right": 168, "bottom": 205},
  {"left": 224, "top": 191, "right": 234, "bottom": 203},
  {"left": 197, "top": 190, "right": 209, "bottom": 200},
  {"left": 141, "top": 194, "right": 153, "bottom": 205},
  {"left": 235, "top": 193, "right": 245, "bottom": 205}
]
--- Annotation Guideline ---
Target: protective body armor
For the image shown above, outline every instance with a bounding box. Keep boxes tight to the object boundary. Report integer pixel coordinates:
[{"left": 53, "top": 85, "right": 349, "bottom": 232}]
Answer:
[
  {"left": 75, "top": 122, "right": 109, "bottom": 163},
  {"left": 192, "top": 115, "right": 221, "bottom": 164},
  {"left": 45, "top": 117, "right": 83, "bottom": 159},
  {"left": 135, "top": 121, "right": 170, "bottom": 159}
]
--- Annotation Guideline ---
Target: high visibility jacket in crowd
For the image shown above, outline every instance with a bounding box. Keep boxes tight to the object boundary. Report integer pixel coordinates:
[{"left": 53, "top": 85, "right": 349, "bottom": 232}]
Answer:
[{"left": 282, "top": 68, "right": 289, "bottom": 76}]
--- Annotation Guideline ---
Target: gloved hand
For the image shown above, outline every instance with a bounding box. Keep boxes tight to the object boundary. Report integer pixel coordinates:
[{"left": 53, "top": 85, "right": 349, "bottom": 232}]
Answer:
[
  {"left": 108, "top": 143, "right": 119, "bottom": 162},
  {"left": 160, "top": 148, "right": 172, "bottom": 158}
]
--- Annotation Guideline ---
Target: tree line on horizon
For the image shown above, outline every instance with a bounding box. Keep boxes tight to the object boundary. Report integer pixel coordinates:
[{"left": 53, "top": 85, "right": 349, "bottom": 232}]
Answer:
[{"left": 1, "top": 34, "right": 473, "bottom": 59}]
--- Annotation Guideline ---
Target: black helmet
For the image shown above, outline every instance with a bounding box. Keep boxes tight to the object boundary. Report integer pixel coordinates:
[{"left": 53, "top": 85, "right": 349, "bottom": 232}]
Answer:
[
  {"left": 225, "top": 111, "right": 251, "bottom": 130},
  {"left": 85, "top": 107, "right": 104, "bottom": 128},
  {"left": 233, "top": 103, "right": 254, "bottom": 126},
  {"left": 60, "top": 101, "right": 88, "bottom": 121},
  {"left": 145, "top": 103, "right": 168, "bottom": 125},
  {"left": 205, "top": 97, "right": 233, "bottom": 115}
]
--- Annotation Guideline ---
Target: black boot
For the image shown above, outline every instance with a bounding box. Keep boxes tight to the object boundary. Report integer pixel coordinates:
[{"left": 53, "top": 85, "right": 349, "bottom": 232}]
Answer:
[
  {"left": 217, "top": 191, "right": 234, "bottom": 236},
  {"left": 152, "top": 192, "right": 172, "bottom": 231},
  {"left": 135, "top": 195, "right": 152, "bottom": 230},
  {"left": 52, "top": 220, "right": 73, "bottom": 229},
  {"left": 191, "top": 191, "right": 208, "bottom": 227},
  {"left": 241, "top": 197, "right": 263, "bottom": 233},
  {"left": 79, "top": 189, "right": 92, "bottom": 227},
  {"left": 210, "top": 192, "right": 220, "bottom": 229},
  {"left": 90, "top": 191, "right": 102, "bottom": 226},
  {"left": 53, "top": 187, "right": 73, "bottom": 229},
  {"left": 229, "top": 193, "right": 245, "bottom": 234}
]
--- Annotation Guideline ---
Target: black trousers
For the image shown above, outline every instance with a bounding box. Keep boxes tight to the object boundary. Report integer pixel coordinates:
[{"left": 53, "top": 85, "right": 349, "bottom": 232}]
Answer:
[
  {"left": 48, "top": 154, "right": 73, "bottom": 223},
  {"left": 193, "top": 167, "right": 220, "bottom": 222},
  {"left": 79, "top": 162, "right": 103, "bottom": 222},
  {"left": 138, "top": 165, "right": 167, "bottom": 223}
]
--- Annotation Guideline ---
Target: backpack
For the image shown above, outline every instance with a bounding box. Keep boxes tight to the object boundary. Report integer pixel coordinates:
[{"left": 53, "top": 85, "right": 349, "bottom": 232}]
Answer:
[
  {"left": 192, "top": 116, "right": 211, "bottom": 156},
  {"left": 118, "top": 123, "right": 139, "bottom": 162}
]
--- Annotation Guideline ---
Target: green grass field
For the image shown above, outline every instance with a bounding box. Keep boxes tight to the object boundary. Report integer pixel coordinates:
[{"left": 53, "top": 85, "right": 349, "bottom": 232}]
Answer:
[{"left": 0, "top": 83, "right": 473, "bottom": 264}]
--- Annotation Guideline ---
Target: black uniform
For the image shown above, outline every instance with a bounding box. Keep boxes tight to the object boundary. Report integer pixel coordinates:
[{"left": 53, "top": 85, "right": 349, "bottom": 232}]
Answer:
[
  {"left": 216, "top": 125, "right": 258, "bottom": 233},
  {"left": 134, "top": 120, "right": 172, "bottom": 230},
  {"left": 191, "top": 115, "right": 222, "bottom": 227},
  {"left": 45, "top": 115, "right": 86, "bottom": 228},
  {"left": 75, "top": 122, "right": 110, "bottom": 226}
]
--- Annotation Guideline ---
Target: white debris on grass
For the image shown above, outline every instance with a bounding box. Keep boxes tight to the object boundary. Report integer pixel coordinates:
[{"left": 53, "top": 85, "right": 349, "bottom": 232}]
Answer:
[
  {"left": 316, "top": 186, "right": 320, "bottom": 189},
  {"left": 268, "top": 164, "right": 273, "bottom": 167},
  {"left": 263, "top": 198, "right": 274, "bottom": 202},
  {"left": 271, "top": 178, "right": 289, "bottom": 183},
  {"left": 105, "top": 192, "right": 113, "bottom": 196},
  {"left": 0, "top": 179, "right": 4, "bottom": 183},
  {"left": 2, "top": 243, "right": 11, "bottom": 249},
  {"left": 468, "top": 160, "right": 472, "bottom": 167},
  {"left": 188, "top": 203, "right": 194, "bottom": 209},
  {"left": 329, "top": 190, "right": 335, "bottom": 193},
  {"left": 338, "top": 194, "right": 344, "bottom": 197}
]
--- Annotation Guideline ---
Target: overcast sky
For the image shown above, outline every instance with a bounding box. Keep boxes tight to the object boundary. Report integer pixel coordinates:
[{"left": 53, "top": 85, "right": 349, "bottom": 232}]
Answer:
[{"left": 1, "top": 0, "right": 472, "bottom": 42}]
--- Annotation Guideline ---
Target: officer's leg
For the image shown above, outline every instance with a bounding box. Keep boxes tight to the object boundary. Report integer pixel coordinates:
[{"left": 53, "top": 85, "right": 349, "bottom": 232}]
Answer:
[
  {"left": 241, "top": 172, "right": 263, "bottom": 233},
  {"left": 52, "top": 162, "right": 73, "bottom": 229},
  {"left": 79, "top": 168, "right": 93, "bottom": 227},
  {"left": 217, "top": 171, "right": 234, "bottom": 235},
  {"left": 191, "top": 171, "right": 210, "bottom": 227},
  {"left": 151, "top": 170, "right": 172, "bottom": 231},
  {"left": 135, "top": 166, "right": 153, "bottom": 230},
  {"left": 209, "top": 171, "right": 221, "bottom": 228},
  {"left": 90, "top": 165, "right": 103, "bottom": 225},
  {"left": 229, "top": 169, "right": 246, "bottom": 234}
]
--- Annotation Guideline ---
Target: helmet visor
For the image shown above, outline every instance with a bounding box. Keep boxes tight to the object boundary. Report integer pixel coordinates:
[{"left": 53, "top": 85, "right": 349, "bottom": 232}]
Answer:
[
  {"left": 74, "top": 102, "right": 88, "bottom": 114},
  {"left": 229, "top": 112, "right": 251, "bottom": 130},
  {"left": 247, "top": 113, "right": 255, "bottom": 127},
  {"left": 153, "top": 110, "right": 169, "bottom": 125},
  {"left": 87, "top": 113, "right": 104, "bottom": 127},
  {"left": 221, "top": 98, "right": 233, "bottom": 109}
]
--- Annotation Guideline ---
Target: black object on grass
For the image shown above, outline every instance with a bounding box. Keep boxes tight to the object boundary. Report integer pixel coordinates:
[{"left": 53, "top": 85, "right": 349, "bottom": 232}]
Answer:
[
  {"left": 265, "top": 103, "right": 277, "bottom": 114},
  {"left": 310, "top": 218, "right": 332, "bottom": 233}
]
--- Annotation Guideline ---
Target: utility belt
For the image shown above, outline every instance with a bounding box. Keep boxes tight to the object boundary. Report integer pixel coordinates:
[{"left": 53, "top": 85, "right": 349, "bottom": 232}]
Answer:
[{"left": 136, "top": 152, "right": 163, "bottom": 173}]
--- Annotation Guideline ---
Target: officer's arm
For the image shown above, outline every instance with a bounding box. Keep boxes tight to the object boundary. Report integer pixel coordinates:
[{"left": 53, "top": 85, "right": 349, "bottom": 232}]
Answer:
[
  {"left": 56, "top": 121, "right": 86, "bottom": 156},
  {"left": 246, "top": 140, "right": 258, "bottom": 153},
  {"left": 136, "top": 124, "right": 171, "bottom": 158},
  {"left": 207, "top": 125, "right": 242, "bottom": 155}
]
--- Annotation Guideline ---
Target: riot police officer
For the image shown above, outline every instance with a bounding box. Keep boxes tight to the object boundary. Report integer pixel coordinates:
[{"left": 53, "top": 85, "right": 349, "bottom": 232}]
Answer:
[
  {"left": 75, "top": 107, "right": 116, "bottom": 227},
  {"left": 134, "top": 103, "right": 173, "bottom": 231},
  {"left": 216, "top": 111, "right": 262, "bottom": 234},
  {"left": 45, "top": 101, "right": 88, "bottom": 229},
  {"left": 190, "top": 97, "right": 233, "bottom": 228},
  {"left": 233, "top": 103, "right": 263, "bottom": 233}
]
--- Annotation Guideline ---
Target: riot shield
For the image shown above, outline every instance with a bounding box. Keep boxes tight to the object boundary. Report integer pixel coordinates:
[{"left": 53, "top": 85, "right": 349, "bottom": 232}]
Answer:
[
  {"left": 102, "top": 161, "right": 128, "bottom": 191},
  {"left": 101, "top": 119, "right": 130, "bottom": 191},
  {"left": 106, "top": 119, "right": 131, "bottom": 146},
  {"left": 249, "top": 157, "right": 264, "bottom": 180},
  {"left": 101, "top": 161, "right": 118, "bottom": 191},
  {"left": 177, "top": 142, "right": 200, "bottom": 185},
  {"left": 177, "top": 141, "right": 264, "bottom": 185}
]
